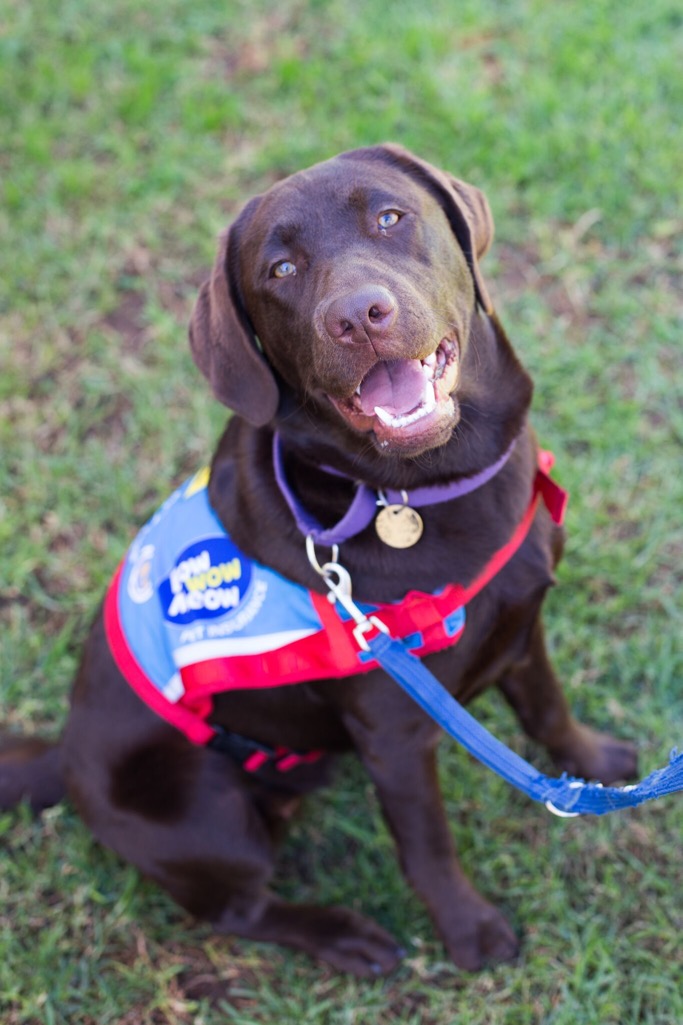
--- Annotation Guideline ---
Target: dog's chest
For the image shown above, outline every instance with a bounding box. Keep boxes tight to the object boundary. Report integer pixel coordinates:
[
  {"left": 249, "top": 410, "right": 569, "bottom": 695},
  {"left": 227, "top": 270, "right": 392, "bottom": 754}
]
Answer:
[{"left": 105, "top": 468, "right": 476, "bottom": 745}]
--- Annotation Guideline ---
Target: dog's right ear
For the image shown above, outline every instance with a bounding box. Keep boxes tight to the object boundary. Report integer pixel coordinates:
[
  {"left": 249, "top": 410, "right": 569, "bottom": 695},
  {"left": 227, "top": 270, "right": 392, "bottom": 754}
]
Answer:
[
  {"left": 189, "top": 204, "right": 279, "bottom": 426},
  {"left": 347, "top": 144, "right": 494, "bottom": 315}
]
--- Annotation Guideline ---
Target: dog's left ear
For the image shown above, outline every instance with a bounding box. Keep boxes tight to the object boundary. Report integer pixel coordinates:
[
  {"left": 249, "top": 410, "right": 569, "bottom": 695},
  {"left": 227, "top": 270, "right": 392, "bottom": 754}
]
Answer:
[
  {"left": 354, "top": 144, "right": 494, "bottom": 314},
  {"left": 189, "top": 199, "right": 280, "bottom": 426}
]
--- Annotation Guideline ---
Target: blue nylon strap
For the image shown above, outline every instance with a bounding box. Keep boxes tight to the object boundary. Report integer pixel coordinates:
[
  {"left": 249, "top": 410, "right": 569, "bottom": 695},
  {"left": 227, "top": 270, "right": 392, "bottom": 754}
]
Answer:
[{"left": 368, "top": 632, "right": 683, "bottom": 816}]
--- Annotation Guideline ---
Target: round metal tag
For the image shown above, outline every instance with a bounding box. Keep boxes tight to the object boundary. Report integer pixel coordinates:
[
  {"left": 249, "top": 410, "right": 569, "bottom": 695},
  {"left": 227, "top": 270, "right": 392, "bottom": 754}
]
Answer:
[{"left": 375, "top": 504, "right": 424, "bottom": 548}]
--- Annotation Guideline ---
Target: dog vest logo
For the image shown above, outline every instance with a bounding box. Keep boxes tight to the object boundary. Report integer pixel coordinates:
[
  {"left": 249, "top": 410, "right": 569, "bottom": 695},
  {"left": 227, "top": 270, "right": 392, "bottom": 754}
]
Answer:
[
  {"left": 127, "top": 543, "right": 156, "bottom": 604},
  {"left": 159, "top": 537, "right": 252, "bottom": 625}
]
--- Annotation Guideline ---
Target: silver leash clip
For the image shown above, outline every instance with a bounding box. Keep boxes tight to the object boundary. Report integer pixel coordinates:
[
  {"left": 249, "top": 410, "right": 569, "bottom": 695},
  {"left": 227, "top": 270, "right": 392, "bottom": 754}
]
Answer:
[
  {"left": 544, "top": 779, "right": 593, "bottom": 818},
  {"left": 306, "top": 535, "right": 389, "bottom": 651}
]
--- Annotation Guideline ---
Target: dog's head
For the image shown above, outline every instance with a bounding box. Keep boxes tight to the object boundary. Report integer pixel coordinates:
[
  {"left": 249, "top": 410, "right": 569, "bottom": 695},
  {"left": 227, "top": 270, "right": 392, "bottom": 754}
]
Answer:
[{"left": 190, "top": 144, "right": 497, "bottom": 458}]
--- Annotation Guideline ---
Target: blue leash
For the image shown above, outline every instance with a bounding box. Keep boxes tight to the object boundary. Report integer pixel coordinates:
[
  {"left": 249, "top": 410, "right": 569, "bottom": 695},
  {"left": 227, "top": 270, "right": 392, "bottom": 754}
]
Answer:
[
  {"left": 307, "top": 551, "right": 683, "bottom": 818},
  {"left": 368, "top": 630, "right": 683, "bottom": 817}
]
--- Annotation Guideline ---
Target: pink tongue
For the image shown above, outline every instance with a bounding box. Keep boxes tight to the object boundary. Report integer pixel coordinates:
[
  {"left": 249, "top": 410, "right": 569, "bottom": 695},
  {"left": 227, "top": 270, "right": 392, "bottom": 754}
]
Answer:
[{"left": 358, "top": 359, "right": 425, "bottom": 416}]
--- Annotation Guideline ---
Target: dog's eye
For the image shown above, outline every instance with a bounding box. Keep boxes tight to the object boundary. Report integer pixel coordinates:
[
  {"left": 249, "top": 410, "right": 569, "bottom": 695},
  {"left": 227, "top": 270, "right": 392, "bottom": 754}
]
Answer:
[
  {"left": 378, "top": 211, "right": 402, "bottom": 230},
  {"left": 271, "top": 260, "right": 297, "bottom": 279}
]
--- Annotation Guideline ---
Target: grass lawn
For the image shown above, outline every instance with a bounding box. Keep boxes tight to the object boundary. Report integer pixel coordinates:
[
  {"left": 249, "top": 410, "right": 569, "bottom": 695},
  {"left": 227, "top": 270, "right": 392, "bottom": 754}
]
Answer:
[{"left": 1, "top": 0, "right": 682, "bottom": 1022}]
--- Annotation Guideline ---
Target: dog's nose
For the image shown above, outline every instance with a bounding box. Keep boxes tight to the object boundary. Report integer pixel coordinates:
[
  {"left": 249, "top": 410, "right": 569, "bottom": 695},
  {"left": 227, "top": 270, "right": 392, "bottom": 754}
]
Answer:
[{"left": 324, "top": 286, "right": 397, "bottom": 343}]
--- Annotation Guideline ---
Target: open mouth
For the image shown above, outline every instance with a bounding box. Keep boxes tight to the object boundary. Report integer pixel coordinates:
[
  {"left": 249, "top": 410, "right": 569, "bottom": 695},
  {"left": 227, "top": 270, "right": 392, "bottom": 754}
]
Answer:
[{"left": 327, "top": 337, "right": 460, "bottom": 449}]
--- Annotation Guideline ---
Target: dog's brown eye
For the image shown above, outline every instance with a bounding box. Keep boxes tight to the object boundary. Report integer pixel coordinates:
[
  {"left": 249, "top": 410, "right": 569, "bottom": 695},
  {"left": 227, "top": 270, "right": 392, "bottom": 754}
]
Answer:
[
  {"left": 378, "top": 211, "right": 401, "bottom": 229},
  {"left": 272, "top": 260, "right": 297, "bottom": 278}
]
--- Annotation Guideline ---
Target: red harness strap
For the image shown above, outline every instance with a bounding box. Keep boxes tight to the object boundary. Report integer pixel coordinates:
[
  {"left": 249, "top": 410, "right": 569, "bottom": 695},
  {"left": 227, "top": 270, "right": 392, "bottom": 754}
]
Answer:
[
  {"left": 335, "top": 454, "right": 567, "bottom": 649},
  {"left": 451, "top": 450, "right": 567, "bottom": 605}
]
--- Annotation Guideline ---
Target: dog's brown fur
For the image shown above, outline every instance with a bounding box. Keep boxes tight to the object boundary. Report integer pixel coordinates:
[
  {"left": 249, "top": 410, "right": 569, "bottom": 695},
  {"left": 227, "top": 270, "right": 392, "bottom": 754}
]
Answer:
[{"left": 0, "top": 145, "right": 637, "bottom": 977}]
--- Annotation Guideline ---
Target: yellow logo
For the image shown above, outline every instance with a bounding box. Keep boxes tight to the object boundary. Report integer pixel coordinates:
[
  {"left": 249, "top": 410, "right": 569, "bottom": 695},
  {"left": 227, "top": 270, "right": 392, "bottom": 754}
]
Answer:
[{"left": 184, "top": 466, "right": 210, "bottom": 498}]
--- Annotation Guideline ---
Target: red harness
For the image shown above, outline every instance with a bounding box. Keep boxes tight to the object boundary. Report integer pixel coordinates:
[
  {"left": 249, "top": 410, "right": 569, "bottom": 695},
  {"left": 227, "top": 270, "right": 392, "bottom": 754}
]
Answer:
[{"left": 104, "top": 452, "right": 567, "bottom": 772}]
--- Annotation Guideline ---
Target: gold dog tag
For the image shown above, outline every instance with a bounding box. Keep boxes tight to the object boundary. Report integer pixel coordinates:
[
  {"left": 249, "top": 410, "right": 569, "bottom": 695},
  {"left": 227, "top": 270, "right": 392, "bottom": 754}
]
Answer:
[{"left": 375, "top": 503, "right": 424, "bottom": 548}]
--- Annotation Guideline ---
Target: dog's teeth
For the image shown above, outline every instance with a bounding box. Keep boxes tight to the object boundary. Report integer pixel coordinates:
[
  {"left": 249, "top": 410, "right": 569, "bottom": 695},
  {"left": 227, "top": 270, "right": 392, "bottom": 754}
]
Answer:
[
  {"left": 423, "top": 380, "right": 437, "bottom": 411},
  {"left": 423, "top": 352, "right": 437, "bottom": 367},
  {"left": 374, "top": 405, "right": 394, "bottom": 426},
  {"left": 375, "top": 391, "right": 436, "bottom": 430}
]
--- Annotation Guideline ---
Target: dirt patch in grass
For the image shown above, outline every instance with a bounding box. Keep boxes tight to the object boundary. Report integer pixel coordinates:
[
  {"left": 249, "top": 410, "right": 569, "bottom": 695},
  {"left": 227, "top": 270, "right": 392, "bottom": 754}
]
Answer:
[
  {"left": 211, "top": 5, "right": 312, "bottom": 80},
  {"left": 491, "top": 238, "right": 606, "bottom": 333},
  {"left": 108, "top": 933, "right": 291, "bottom": 1018},
  {"left": 102, "top": 287, "right": 149, "bottom": 355}
]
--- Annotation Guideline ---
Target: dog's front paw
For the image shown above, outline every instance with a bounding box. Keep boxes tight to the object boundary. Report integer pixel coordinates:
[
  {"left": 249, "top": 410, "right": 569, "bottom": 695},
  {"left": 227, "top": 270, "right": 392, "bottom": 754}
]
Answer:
[
  {"left": 442, "top": 890, "right": 519, "bottom": 971},
  {"left": 551, "top": 723, "right": 638, "bottom": 785},
  {"left": 313, "top": 907, "right": 405, "bottom": 977}
]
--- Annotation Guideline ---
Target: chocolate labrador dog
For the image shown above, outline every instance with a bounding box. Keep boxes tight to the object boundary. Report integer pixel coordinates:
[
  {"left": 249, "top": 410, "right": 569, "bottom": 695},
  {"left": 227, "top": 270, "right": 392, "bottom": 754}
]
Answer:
[{"left": 1, "top": 144, "right": 637, "bottom": 977}]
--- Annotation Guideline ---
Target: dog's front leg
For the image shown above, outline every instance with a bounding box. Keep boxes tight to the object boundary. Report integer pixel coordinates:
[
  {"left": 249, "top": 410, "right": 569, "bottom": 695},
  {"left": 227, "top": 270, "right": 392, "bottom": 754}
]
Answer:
[
  {"left": 497, "top": 617, "right": 638, "bottom": 784},
  {"left": 342, "top": 692, "right": 519, "bottom": 971}
]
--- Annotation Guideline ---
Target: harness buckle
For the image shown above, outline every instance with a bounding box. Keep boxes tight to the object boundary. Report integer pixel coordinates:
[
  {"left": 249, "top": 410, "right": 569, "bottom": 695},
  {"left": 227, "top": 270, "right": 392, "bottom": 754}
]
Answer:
[{"left": 352, "top": 614, "right": 390, "bottom": 652}]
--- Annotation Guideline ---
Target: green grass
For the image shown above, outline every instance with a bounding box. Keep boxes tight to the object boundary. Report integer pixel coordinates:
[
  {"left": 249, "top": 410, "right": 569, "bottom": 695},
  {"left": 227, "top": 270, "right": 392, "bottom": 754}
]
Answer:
[{"left": 1, "top": 0, "right": 682, "bottom": 1021}]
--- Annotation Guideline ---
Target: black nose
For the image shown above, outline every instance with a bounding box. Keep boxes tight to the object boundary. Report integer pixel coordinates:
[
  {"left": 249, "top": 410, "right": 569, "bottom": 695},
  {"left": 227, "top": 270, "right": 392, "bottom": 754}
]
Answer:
[{"left": 324, "top": 286, "right": 397, "bottom": 343}]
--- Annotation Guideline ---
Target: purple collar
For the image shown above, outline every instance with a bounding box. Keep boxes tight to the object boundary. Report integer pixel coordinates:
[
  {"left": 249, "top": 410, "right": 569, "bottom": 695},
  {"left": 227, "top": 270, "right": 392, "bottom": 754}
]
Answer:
[{"left": 273, "top": 433, "right": 516, "bottom": 547}]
